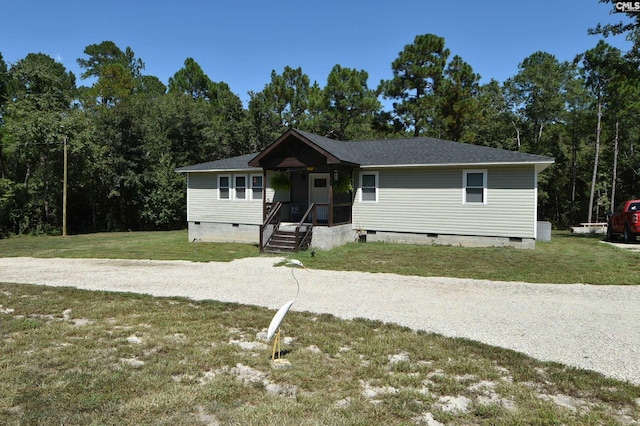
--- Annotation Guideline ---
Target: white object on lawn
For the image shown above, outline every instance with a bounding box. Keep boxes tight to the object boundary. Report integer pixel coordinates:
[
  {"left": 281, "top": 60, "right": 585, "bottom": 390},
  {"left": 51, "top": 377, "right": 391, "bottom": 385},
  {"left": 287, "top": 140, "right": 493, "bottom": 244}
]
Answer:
[
  {"left": 267, "top": 259, "right": 305, "bottom": 340},
  {"left": 267, "top": 259, "right": 307, "bottom": 365}
]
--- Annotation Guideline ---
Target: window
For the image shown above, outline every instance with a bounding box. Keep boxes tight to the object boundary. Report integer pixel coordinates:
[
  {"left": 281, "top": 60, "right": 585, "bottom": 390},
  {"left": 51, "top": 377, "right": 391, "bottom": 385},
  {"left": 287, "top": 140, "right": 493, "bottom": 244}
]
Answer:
[
  {"left": 463, "top": 170, "right": 487, "bottom": 205},
  {"left": 218, "top": 175, "right": 230, "bottom": 200},
  {"left": 234, "top": 175, "right": 247, "bottom": 200},
  {"left": 360, "top": 172, "right": 378, "bottom": 202},
  {"left": 314, "top": 178, "right": 327, "bottom": 188},
  {"left": 251, "top": 175, "right": 263, "bottom": 200}
]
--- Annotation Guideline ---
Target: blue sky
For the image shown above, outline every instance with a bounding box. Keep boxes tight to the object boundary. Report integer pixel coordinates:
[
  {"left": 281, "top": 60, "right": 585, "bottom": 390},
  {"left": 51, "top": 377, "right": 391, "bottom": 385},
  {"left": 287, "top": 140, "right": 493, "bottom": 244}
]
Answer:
[{"left": 1, "top": 1, "right": 634, "bottom": 105}]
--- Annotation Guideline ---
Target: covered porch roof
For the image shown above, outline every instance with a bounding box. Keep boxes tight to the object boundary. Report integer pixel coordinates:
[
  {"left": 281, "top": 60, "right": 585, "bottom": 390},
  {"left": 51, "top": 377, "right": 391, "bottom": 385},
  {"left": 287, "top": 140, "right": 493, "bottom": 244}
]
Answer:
[{"left": 248, "top": 129, "right": 360, "bottom": 170}]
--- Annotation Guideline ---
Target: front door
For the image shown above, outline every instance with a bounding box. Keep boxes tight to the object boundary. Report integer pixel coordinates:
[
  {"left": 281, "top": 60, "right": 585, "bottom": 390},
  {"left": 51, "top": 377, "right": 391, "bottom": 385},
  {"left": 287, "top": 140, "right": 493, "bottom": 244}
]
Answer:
[{"left": 309, "top": 173, "right": 330, "bottom": 222}]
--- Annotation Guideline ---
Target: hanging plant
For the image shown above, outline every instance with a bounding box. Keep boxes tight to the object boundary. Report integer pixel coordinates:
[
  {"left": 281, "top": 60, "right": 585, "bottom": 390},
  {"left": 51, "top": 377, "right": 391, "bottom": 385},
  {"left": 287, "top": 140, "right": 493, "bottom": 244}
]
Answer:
[
  {"left": 332, "top": 174, "right": 353, "bottom": 194},
  {"left": 270, "top": 172, "right": 291, "bottom": 191}
]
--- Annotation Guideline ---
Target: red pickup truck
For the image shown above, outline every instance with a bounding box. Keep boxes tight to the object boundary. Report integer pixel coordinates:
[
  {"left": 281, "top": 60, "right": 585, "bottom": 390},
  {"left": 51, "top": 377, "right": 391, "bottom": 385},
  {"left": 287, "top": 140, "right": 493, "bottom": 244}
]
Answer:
[{"left": 607, "top": 199, "right": 640, "bottom": 243}]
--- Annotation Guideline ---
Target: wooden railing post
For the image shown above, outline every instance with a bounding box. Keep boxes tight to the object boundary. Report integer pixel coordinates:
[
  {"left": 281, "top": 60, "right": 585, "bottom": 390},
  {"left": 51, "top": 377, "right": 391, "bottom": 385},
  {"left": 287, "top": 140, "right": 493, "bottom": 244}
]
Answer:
[{"left": 260, "top": 202, "right": 282, "bottom": 253}]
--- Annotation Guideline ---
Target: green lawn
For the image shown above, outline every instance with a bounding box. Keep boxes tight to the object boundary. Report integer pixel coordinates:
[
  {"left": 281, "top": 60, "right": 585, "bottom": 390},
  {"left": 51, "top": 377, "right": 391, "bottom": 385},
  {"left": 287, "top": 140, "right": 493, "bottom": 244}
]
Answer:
[
  {"left": 0, "top": 230, "right": 258, "bottom": 262},
  {"left": 297, "top": 232, "right": 640, "bottom": 285},
  {"left": 0, "top": 230, "right": 638, "bottom": 284}
]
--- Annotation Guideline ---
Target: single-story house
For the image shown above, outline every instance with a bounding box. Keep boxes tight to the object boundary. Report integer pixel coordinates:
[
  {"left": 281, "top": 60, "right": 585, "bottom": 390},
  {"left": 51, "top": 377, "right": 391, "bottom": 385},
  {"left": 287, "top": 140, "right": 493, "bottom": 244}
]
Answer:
[{"left": 175, "top": 128, "right": 554, "bottom": 250}]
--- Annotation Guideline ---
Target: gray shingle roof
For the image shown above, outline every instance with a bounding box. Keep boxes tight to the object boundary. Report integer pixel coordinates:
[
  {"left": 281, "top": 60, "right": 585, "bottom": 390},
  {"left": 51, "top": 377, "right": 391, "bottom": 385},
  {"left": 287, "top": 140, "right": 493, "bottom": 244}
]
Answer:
[
  {"left": 175, "top": 153, "right": 260, "bottom": 172},
  {"left": 176, "top": 129, "right": 554, "bottom": 172},
  {"left": 293, "top": 129, "right": 554, "bottom": 167}
]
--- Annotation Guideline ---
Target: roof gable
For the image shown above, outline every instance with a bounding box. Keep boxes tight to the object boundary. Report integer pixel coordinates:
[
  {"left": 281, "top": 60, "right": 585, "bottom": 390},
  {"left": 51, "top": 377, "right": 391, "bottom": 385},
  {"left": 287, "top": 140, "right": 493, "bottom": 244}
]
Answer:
[{"left": 248, "top": 129, "right": 357, "bottom": 168}]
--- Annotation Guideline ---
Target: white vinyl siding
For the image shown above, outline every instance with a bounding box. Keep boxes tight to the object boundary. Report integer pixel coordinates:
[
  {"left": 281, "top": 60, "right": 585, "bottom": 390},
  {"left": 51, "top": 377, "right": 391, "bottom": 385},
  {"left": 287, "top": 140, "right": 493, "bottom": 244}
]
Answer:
[
  {"left": 353, "top": 166, "right": 537, "bottom": 239},
  {"left": 188, "top": 172, "right": 263, "bottom": 225}
]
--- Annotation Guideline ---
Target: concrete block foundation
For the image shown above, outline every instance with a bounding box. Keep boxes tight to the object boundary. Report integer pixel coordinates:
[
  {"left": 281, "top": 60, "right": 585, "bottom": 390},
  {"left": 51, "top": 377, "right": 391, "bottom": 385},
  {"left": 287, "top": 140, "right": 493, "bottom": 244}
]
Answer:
[
  {"left": 188, "top": 221, "right": 259, "bottom": 244},
  {"left": 360, "top": 230, "right": 536, "bottom": 249},
  {"left": 309, "top": 224, "right": 354, "bottom": 250},
  {"left": 188, "top": 221, "right": 538, "bottom": 250}
]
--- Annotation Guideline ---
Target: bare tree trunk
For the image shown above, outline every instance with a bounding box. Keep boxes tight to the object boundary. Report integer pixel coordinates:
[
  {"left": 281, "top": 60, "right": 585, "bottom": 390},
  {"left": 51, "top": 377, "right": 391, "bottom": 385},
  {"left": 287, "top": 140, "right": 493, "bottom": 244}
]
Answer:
[
  {"left": 570, "top": 120, "right": 578, "bottom": 224},
  {"left": 610, "top": 120, "right": 619, "bottom": 211},
  {"left": 0, "top": 148, "right": 6, "bottom": 179},
  {"left": 588, "top": 100, "right": 602, "bottom": 224},
  {"left": 23, "top": 164, "right": 31, "bottom": 187},
  {"left": 536, "top": 122, "right": 544, "bottom": 154},
  {"left": 511, "top": 121, "right": 521, "bottom": 150}
]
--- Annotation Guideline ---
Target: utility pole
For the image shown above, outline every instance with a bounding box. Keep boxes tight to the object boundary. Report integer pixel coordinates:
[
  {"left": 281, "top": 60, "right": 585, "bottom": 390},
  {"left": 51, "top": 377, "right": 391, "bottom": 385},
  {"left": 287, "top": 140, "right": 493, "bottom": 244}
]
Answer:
[{"left": 62, "top": 134, "right": 68, "bottom": 237}]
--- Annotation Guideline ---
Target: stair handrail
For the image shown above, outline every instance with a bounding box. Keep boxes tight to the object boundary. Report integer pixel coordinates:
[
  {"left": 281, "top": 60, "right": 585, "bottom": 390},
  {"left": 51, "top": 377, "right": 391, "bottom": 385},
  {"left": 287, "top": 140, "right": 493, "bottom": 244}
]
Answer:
[
  {"left": 260, "top": 202, "right": 282, "bottom": 252},
  {"left": 295, "top": 203, "right": 315, "bottom": 251}
]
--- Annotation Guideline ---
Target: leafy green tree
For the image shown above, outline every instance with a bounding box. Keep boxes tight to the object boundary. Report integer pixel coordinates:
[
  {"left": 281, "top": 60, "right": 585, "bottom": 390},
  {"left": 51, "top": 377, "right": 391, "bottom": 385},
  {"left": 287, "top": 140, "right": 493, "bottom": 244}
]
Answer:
[
  {"left": 266, "top": 66, "right": 311, "bottom": 129},
  {"left": 157, "top": 92, "right": 220, "bottom": 166},
  {"left": 2, "top": 53, "right": 76, "bottom": 234},
  {"left": 140, "top": 153, "right": 185, "bottom": 230},
  {"left": 248, "top": 66, "right": 312, "bottom": 147},
  {"left": 128, "top": 94, "right": 186, "bottom": 230},
  {"left": 303, "top": 81, "right": 327, "bottom": 134},
  {"left": 577, "top": 41, "right": 627, "bottom": 222},
  {"left": 92, "top": 63, "right": 137, "bottom": 106},
  {"left": 167, "top": 58, "right": 248, "bottom": 158},
  {"left": 0, "top": 53, "right": 17, "bottom": 235},
  {"left": 311, "top": 64, "right": 381, "bottom": 140},
  {"left": 168, "top": 58, "right": 214, "bottom": 100},
  {"left": 77, "top": 41, "right": 144, "bottom": 80},
  {"left": 560, "top": 71, "right": 593, "bottom": 226},
  {"left": 380, "top": 34, "right": 450, "bottom": 136},
  {"left": 467, "top": 80, "right": 518, "bottom": 150},
  {"left": 78, "top": 41, "right": 148, "bottom": 107},
  {"left": 138, "top": 75, "right": 166, "bottom": 97},
  {"left": 504, "top": 51, "right": 574, "bottom": 154},
  {"left": 0, "top": 52, "right": 7, "bottom": 112},
  {"left": 208, "top": 81, "right": 249, "bottom": 158},
  {"left": 578, "top": 40, "right": 640, "bottom": 212},
  {"left": 439, "top": 55, "right": 481, "bottom": 141},
  {"left": 0, "top": 52, "right": 9, "bottom": 179},
  {"left": 589, "top": 0, "right": 640, "bottom": 61},
  {"left": 600, "top": 53, "right": 640, "bottom": 207},
  {"left": 247, "top": 88, "right": 283, "bottom": 148}
]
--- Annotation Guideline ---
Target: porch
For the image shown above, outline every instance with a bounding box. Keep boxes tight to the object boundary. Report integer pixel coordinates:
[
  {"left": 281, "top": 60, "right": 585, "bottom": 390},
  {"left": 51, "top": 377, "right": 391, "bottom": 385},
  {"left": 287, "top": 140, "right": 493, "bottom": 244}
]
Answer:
[
  {"left": 250, "top": 130, "right": 357, "bottom": 252},
  {"left": 260, "top": 200, "right": 354, "bottom": 253}
]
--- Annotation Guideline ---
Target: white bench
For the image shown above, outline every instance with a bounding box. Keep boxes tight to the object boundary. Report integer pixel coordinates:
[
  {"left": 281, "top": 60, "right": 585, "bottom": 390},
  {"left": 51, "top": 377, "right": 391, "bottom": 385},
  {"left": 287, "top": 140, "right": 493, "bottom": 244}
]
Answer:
[{"left": 572, "top": 223, "right": 607, "bottom": 234}]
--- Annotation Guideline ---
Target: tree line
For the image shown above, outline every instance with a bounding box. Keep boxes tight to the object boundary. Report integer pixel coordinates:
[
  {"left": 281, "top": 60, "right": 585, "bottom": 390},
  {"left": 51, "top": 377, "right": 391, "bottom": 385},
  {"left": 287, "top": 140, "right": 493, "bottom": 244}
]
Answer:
[{"left": 1, "top": 12, "right": 639, "bottom": 236}]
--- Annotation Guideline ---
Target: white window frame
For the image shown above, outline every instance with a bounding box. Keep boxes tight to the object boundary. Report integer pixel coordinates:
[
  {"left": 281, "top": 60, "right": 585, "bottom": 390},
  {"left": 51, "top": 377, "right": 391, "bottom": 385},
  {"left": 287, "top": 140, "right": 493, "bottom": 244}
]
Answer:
[
  {"left": 218, "top": 175, "right": 231, "bottom": 200},
  {"left": 250, "top": 174, "right": 263, "bottom": 201},
  {"left": 462, "top": 169, "right": 487, "bottom": 205},
  {"left": 359, "top": 171, "right": 379, "bottom": 203},
  {"left": 234, "top": 174, "right": 248, "bottom": 201}
]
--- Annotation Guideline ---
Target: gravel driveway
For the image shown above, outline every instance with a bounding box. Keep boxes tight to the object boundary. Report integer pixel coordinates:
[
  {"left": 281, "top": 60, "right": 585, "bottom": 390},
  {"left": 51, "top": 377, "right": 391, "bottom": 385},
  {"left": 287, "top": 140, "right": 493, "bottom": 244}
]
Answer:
[{"left": 1, "top": 256, "right": 639, "bottom": 386}]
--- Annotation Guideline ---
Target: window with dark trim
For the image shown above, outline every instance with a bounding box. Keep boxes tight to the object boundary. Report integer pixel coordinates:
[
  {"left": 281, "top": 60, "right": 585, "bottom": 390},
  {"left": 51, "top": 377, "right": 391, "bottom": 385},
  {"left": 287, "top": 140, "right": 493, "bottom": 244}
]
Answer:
[
  {"left": 251, "top": 175, "right": 263, "bottom": 200},
  {"left": 360, "top": 172, "right": 378, "bottom": 202},
  {"left": 218, "top": 175, "right": 230, "bottom": 200},
  {"left": 314, "top": 178, "right": 327, "bottom": 188},
  {"left": 463, "top": 170, "right": 487, "bottom": 204},
  {"left": 235, "top": 175, "right": 247, "bottom": 200}
]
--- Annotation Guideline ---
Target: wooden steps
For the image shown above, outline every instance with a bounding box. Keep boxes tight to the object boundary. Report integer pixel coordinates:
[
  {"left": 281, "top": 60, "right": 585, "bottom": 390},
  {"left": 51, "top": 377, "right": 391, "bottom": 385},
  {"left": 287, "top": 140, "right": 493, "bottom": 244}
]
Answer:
[
  {"left": 264, "top": 229, "right": 298, "bottom": 253},
  {"left": 263, "top": 225, "right": 312, "bottom": 253}
]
